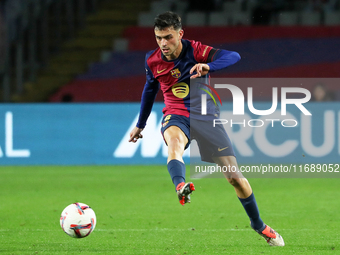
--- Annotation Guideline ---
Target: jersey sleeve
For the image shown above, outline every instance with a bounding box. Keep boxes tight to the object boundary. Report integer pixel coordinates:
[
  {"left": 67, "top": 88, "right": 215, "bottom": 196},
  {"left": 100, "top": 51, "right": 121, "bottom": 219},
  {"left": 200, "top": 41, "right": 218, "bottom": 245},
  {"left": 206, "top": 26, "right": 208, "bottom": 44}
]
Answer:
[
  {"left": 191, "top": 40, "right": 214, "bottom": 63},
  {"left": 136, "top": 55, "right": 160, "bottom": 129},
  {"left": 207, "top": 49, "right": 241, "bottom": 72},
  {"left": 191, "top": 40, "right": 241, "bottom": 72}
]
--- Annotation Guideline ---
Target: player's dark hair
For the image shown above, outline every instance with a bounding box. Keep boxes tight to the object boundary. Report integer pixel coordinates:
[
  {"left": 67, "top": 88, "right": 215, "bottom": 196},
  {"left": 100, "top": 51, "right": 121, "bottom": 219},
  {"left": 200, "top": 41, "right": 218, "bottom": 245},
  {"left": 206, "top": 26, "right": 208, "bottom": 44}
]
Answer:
[{"left": 154, "top": 11, "right": 182, "bottom": 31}]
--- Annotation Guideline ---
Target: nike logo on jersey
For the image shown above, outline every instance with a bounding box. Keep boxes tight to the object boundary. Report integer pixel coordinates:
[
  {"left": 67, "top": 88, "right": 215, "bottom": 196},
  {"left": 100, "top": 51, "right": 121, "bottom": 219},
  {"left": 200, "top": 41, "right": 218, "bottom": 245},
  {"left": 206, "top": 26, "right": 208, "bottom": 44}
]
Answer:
[
  {"left": 218, "top": 147, "right": 228, "bottom": 152},
  {"left": 157, "top": 68, "right": 167, "bottom": 74}
]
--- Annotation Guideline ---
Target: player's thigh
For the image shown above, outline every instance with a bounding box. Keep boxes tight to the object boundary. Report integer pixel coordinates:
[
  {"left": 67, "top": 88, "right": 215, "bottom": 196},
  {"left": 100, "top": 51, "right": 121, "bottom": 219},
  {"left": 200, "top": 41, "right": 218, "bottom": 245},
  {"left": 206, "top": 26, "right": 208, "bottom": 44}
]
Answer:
[
  {"left": 163, "top": 125, "right": 188, "bottom": 149},
  {"left": 161, "top": 114, "right": 190, "bottom": 150}
]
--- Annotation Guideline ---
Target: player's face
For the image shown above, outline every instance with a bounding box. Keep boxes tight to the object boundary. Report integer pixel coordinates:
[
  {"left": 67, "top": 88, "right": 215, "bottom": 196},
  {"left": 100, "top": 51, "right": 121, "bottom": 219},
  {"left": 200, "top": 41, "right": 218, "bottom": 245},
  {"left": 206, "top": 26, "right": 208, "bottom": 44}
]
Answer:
[{"left": 154, "top": 26, "right": 183, "bottom": 60}]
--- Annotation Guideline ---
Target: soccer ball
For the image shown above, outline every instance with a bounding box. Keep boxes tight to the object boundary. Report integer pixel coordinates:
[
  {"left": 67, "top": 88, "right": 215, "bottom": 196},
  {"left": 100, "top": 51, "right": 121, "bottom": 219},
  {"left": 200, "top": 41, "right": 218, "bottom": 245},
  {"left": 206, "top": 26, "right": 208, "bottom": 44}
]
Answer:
[{"left": 60, "top": 202, "right": 96, "bottom": 238}]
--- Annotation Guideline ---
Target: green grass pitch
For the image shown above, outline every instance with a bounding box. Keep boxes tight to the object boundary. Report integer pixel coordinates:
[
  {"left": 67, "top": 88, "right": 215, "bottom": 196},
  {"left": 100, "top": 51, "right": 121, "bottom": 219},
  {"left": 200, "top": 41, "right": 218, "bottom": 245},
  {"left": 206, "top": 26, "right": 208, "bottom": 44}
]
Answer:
[{"left": 1, "top": 165, "right": 339, "bottom": 254}]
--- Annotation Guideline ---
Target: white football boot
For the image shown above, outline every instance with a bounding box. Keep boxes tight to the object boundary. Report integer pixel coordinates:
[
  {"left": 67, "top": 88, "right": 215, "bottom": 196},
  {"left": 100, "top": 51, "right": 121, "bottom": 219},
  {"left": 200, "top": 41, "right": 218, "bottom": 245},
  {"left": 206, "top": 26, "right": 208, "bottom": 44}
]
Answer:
[{"left": 255, "top": 225, "right": 285, "bottom": 246}]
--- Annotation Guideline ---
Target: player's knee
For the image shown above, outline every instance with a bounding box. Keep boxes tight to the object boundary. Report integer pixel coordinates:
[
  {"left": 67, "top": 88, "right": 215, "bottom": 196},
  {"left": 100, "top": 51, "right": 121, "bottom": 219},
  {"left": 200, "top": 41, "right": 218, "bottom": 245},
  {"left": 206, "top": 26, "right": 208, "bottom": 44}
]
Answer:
[
  {"left": 226, "top": 176, "right": 248, "bottom": 188},
  {"left": 167, "top": 137, "right": 185, "bottom": 154},
  {"left": 227, "top": 177, "right": 241, "bottom": 187}
]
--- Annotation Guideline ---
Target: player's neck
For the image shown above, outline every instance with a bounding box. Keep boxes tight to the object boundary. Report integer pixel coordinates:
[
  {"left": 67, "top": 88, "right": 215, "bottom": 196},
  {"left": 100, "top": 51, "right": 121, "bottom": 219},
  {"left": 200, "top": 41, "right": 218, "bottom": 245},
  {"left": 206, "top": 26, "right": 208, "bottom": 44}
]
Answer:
[{"left": 165, "top": 41, "right": 183, "bottom": 61}]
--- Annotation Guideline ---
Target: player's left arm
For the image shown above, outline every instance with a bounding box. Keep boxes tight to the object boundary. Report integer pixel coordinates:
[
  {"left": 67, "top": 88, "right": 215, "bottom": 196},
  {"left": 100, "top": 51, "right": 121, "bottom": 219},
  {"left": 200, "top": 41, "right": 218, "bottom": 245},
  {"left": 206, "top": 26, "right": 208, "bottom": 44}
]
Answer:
[{"left": 190, "top": 48, "right": 241, "bottom": 79}]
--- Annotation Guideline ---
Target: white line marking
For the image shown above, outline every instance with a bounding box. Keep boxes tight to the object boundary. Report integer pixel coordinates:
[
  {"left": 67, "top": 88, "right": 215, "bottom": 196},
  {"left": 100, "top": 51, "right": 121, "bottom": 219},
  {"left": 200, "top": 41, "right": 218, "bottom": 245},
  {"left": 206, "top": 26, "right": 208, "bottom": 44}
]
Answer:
[{"left": 0, "top": 228, "right": 305, "bottom": 232}]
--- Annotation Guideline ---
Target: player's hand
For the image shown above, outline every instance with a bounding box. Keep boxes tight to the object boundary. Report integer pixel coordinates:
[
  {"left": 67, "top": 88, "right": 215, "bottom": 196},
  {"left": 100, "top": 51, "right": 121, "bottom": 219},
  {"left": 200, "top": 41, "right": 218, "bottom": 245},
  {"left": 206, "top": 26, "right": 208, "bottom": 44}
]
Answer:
[
  {"left": 129, "top": 127, "right": 144, "bottom": 143},
  {"left": 190, "top": 63, "right": 210, "bottom": 79}
]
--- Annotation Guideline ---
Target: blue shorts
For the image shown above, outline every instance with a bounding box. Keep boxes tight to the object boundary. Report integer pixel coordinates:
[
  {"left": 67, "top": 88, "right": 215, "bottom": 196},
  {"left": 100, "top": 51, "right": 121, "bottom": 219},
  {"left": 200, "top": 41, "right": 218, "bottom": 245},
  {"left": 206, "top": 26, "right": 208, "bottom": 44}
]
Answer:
[
  {"left": 161, "top": 114, "right": 191, "bottom": 149},
  {"left": 161, "top": 114, "right": 235, "bottom": 163}
]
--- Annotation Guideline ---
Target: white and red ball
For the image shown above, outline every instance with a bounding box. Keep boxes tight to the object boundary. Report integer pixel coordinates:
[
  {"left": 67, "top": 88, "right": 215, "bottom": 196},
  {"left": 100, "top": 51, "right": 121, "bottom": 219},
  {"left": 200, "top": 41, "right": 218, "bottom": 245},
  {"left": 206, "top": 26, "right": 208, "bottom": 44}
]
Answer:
[{"left": 60, "top": 202, "right": 96, "bottom": 238}]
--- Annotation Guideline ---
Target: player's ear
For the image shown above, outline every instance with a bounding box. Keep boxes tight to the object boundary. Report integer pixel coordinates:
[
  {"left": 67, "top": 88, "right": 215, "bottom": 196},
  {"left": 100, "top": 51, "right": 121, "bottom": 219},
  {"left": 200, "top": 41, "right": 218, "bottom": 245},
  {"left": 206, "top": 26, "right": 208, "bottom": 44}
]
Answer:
[{"left": 178, "top": 29, "right": 184, "bottom": 39}]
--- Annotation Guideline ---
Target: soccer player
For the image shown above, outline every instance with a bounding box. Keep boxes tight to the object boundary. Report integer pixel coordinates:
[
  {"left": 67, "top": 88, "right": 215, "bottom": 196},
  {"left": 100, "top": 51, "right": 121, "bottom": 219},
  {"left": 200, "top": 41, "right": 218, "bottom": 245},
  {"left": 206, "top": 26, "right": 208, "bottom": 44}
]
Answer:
[{"left": 129, "top": 11, "right": 284, "bottom": 246}]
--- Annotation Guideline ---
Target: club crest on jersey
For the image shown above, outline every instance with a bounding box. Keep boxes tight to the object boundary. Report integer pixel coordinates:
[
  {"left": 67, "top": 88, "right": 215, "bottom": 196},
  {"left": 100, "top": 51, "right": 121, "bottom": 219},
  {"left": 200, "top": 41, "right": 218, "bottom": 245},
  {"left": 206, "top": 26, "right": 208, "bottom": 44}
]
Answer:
[{"left": 170, "top": 68, "right": 181, "bottom": 78}]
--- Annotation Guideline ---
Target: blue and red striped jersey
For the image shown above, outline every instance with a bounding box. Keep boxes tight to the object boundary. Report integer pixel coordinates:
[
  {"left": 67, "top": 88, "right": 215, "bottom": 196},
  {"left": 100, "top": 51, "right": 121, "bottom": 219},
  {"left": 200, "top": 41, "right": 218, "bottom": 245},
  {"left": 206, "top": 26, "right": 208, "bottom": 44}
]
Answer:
[{"left": 137, "top": 39, "right": 240, "bottom": 128}]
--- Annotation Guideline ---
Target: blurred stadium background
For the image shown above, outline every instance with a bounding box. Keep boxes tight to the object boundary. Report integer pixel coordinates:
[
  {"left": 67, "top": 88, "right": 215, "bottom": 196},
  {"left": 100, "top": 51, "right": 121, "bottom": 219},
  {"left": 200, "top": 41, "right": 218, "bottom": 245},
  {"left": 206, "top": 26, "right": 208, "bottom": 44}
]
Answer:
[
  {"left": 0, "top": 0, "right": 339, "bottom": 165},
  {"left": 1, "top": 2, "right": 340, "bottom": 253},
  {"left": 1, "top": 0, "right": 340, "bottom": 103}
]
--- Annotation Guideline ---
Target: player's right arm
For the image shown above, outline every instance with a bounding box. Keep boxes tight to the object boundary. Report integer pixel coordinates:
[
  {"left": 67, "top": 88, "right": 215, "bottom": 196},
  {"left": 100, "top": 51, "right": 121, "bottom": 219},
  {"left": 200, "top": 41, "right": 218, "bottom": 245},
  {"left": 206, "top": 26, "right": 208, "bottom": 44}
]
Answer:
[{"left": 129, "top": 55, "right": 160, "bottom": 143}]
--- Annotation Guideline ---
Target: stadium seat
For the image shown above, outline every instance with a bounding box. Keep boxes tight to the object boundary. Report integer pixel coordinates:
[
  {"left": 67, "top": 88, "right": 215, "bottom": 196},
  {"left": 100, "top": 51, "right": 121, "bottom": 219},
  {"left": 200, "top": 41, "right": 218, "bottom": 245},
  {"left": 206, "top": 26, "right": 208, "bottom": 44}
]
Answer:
[
  {"left": 185, "top": 12, "right": 207, "bottom": 26},
  {"left": 208, "top": 12, "right": 229, "bottom": 26},
  {"left": 244, "top": 0, "right": 259, "bottom": 11},
  {"left": 324, "top": 11, "right": 340, "bottom": 25},
  {"left": 300, "top": 12, "right": 321, "bottom": 26},
  {"left": 100, "top": 51, "right": 111, "bottom": 62},
  {"left": 278, "top": 12, "right": 299, "bottom": 26},
  {"left": 223, "top": 1, "right": 242, "bottom": 13},
  {"left": 138, "top": 12, "right": 155, "bottom": 27},
  {"left": 231, "top": 12, "right": 251, "bottom": 26},
  {"left": 150, "top": 1, "right": 173, "bottom": 14},
  {"left": 113, "top": 38, "right": 128, "bottom": 52},
  {"left": 174, "top": 1, "right": 188, "bottom": 13}
]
